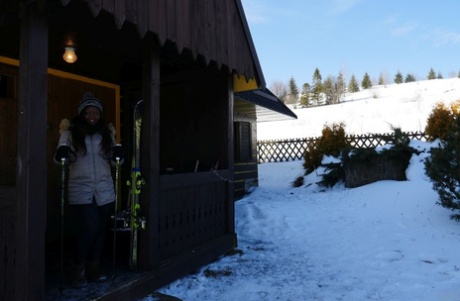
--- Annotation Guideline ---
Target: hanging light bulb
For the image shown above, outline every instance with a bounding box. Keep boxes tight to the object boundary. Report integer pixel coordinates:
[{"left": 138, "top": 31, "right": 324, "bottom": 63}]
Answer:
[{"left": 62, "top": 46, "right": 77, "bottom": 63}]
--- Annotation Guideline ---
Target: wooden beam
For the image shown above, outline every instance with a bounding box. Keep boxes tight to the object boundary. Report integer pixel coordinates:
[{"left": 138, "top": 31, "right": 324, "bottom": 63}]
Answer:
[
  {"left": 139, "top": 36, "right": 161, "bottom": 269},
  {"left": 15, "top": 3, "right": 48, "bottom": 300},
  {"left": 226, "top": 76, "right": 235, "bottom": 234}
]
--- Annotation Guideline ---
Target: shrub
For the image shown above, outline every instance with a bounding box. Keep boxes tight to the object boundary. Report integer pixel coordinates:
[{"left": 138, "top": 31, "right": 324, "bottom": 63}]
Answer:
[
  {"left": 303, "top": 122, "right": 348, "bottom": 174},
  {"left": 292, "top": 176, "right": 304, "bottom": 188},
  {"left": 425, "top": 101, "right": 460, "bottom": 141},
  {"left": 319, "top": 129, "right": 416, "bottom": 188},
  {"left": 380, "top": 128, "right": 416, "bottom": 168},
  {"left": 425, "top": 117, "right": 460, "bottom": 218},
  {"left": 316, "top": 160, "right": 344, "bottom": 188}
]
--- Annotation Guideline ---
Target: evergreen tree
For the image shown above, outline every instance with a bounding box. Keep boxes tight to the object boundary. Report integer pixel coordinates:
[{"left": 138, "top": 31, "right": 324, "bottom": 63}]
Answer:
[
  {"left": 289, "top": 77, "right": 299, "bottom": 96},
  {"left": 286, "top": 77, "right": 299, "bottom": 104},
  {"left": 348, "top": 74, "right": 359, "bottom": 93},
  {"left": 394, "top": 71, "right": 403, "bottom": 84},
  {"left": 299, "top": 83, "right": 311, "bottom": 107},
  {"left": 425, "top": 117, "right": 460, "bottom": 220},
  {"left": 322, "top": 73, "right": 345, "bottom": 105},
  {"left": 311, "top": 68, "right": 323, "bottom": 106},
  {"left": 323, "top": 76, "right": 335, "bottom": 105},
  {"left": 361, "top": 72, "right": 372, "bottom": 89},
  {"left": 428, "top": 68, "right": 436, "bottom": 80},
  {"left": 405, "top": 73, "right": 416, "bottom": 83},
  {"left": 437, "top": 72, "right": 443, "bottom": 79}
]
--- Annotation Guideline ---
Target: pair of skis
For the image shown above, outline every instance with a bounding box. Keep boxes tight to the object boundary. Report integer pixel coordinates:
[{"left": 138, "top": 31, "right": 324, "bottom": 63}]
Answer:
[
  {"left": 112, "top": 99, "right": 146, "bottom": 273},
  {"left": 127, "top": 99, "right": 146, "bottom": 270}
]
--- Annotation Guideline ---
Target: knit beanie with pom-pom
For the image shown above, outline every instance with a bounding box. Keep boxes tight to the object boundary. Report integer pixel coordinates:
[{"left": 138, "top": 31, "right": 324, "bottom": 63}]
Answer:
[{"left": 77, "top": 92, "right": 103, "bottom": 115}]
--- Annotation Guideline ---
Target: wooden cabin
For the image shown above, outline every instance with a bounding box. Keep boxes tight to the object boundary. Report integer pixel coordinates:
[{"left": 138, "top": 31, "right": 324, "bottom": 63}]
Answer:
[
  {"left": 0, "top": 1, "right": 296, "bottom": 300},
  {"left": 233, "top": 88, "right": 297, "bottom": 198}
]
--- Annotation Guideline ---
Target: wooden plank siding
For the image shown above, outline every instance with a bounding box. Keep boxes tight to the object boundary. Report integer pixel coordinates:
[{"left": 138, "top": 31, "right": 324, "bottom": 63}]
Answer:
[
  {"left": 56, "top": 0, "right": 261, "bottom": 83},
  {"left": 15, "top": 5, "right": 49, "bottom": 300},
  {"left": 234, "top": 163, "right": 259, "bottom": 199},
  {"left": 0, "top": 0, "right": 262, "bottom": 87},
  {"left": 233, "top": 108, "right": 259, "bottom": 199},
  {"left": 0, "top": 63, "right": 18, "bottom": 187},
  {"left": 0, "top": 187, "right": 15, "bottom": 301}
]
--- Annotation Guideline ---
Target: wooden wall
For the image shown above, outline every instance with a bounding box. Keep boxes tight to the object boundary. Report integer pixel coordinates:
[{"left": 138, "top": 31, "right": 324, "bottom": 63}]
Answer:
[
  {"left": 0, "top": 61, "right": 19, "bottom": 301},
  {"left": 0, "top": 187, "right": 15, "bottom": 301},
  {"left": 0, "top": 62, "right": 18, "bottom": 186},
  {"left": 233, "top": 101, "right": 259, "bottom": 199},
  {"left": 68, "top": 0, "right": 260, "bottom": 82}
]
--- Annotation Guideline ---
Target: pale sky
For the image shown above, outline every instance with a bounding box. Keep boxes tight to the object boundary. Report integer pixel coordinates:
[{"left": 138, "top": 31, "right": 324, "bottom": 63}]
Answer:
[{"left": 241, "top": 0, "right": 460, "bottom": 88}]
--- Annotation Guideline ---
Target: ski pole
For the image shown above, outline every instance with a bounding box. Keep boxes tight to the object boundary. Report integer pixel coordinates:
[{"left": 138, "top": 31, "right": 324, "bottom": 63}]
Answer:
[
  {"left": 111, "top": 157, "right": 121, "bottom": 281},
  {"left": 59, "top": 157, "right": 66, "bottom": 293}
]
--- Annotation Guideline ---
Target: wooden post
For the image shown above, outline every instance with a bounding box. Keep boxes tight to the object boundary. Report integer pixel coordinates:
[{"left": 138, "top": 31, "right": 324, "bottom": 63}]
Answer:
[
  {"left": 15, "top": 3, "right": 48, "bottom": 300},
  {"left": 226, "top": 77, "right": 235, "bottom": 235},
  {"left": 139, "top": 37, "right": 161, "bottom": 269}
]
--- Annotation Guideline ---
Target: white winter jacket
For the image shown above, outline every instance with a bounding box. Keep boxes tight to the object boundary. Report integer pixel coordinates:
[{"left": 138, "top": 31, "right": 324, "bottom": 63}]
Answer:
[{"left": 57, "top": 130, "right": 115, "bottom": 206}]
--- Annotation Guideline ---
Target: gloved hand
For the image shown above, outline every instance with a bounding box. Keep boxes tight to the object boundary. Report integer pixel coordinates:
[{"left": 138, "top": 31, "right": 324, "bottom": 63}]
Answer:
[
  {"left": 55, "top": 145, "right": 70, "bottom": 161},
  {"left": 112, "top": 145, "right": 124, "bottom": 162}
]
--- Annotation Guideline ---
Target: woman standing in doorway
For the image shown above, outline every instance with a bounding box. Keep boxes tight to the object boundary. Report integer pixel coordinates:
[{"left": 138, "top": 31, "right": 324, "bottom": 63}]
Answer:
[{"left": 55, "top": 92, "right": 123, "bottom": 288}]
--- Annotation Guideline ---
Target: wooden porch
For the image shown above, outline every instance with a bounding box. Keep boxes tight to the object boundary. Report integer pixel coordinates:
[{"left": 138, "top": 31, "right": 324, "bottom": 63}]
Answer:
[{"left": 0, "top": 0, "right": 297, "bottom": 299}]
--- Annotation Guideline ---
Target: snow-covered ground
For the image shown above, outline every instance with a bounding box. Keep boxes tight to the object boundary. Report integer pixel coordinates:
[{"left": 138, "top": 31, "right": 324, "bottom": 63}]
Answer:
[
  {"left": 140, "top": 79, "right": 460, "bottom": 301},
  {"left": 258, "top": 78, "right": 460, "bottom": 140}
]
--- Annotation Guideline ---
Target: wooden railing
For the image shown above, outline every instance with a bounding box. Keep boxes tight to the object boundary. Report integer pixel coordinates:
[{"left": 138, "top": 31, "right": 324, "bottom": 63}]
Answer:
[
  {"left": 257, "top": 131, "right": 428, "bottom": 163},
  {"left": 158, "top": 171, "right": 231, "bottom": 260}
]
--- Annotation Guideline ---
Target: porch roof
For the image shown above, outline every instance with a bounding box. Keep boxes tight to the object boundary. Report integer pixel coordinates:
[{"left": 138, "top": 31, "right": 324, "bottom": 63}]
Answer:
[
  {"left": 0, "top": 0, "right": 266, "bottom": 88},
  {"left": 234, "top": 88, "right": 297, "bottom": 122}
]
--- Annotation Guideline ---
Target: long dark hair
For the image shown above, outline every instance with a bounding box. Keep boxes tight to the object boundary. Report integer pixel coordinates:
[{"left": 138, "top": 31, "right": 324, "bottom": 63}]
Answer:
[{"left": 70, "top": 113, "right": 113, "bottom": 157}]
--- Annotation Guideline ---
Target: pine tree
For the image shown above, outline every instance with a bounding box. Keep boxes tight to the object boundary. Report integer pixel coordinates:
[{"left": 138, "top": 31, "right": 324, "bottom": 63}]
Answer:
[
  {"left": 361, "top": 72, "right": 372, "bottom": 89},
  {"left": 299, "top": 83, "right": 311, "bottom": 107},
  {"left": 394, "top": 71, "right": 403, "bottom": 84},
  {"left": 405, "top": 73, "right": 416, "bottom": 83},
  {"left": 425, "top": 117, "right": 460, "bottom": 220},
  {"left": 348, "top": 74, "right": 359, "bottom": 93},
  {"left": 323, "top": 76, "right": 335, "bottom": 105},
  {"left": 428, "top": 68, "right": 436, "bottom": 80},
  {"left": 311, "top": 68, "right": 323, "bottom": 106},
  {"left": 437, "top": 72, "right": 443, "bottom": 79},
  {"left": 286, "top": 77, "right": 299, "bottom": 104}
]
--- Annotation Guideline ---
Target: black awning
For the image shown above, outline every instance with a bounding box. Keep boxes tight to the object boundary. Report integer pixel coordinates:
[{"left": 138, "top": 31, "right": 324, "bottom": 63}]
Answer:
[{"left": 234, "top": 88, "right": 297, "bottom": 122}]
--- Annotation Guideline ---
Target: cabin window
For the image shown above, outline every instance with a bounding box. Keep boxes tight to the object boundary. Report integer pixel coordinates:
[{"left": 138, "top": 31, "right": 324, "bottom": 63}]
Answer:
[{"left": 234, "top": 121, "right": 252, "bottom": 162}]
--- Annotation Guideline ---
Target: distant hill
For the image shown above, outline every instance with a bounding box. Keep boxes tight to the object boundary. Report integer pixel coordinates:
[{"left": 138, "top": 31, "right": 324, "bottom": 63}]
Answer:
[{"left": 258, "top": 78, "right": 460, "bottom": 140}]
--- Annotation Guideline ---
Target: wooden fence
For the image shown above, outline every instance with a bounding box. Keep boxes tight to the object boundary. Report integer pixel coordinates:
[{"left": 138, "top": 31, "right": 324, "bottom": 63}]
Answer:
[{"left": 257, "top": 131, "right": 428, "bottom": 163}]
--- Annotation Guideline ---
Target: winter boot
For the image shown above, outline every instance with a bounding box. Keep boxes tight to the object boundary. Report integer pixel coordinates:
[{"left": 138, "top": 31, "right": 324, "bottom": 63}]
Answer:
[
  {"left": 86, "top": 260, "right": 108, "bottom": 282},
  {"left": 70, "top": 263, "right": 87, "bottom": 288}
]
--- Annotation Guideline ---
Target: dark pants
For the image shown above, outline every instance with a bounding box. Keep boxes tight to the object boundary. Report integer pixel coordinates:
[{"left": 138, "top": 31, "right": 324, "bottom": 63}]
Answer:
[{"left": 72, "top": 199, "right": 114, "bottom": 265}]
